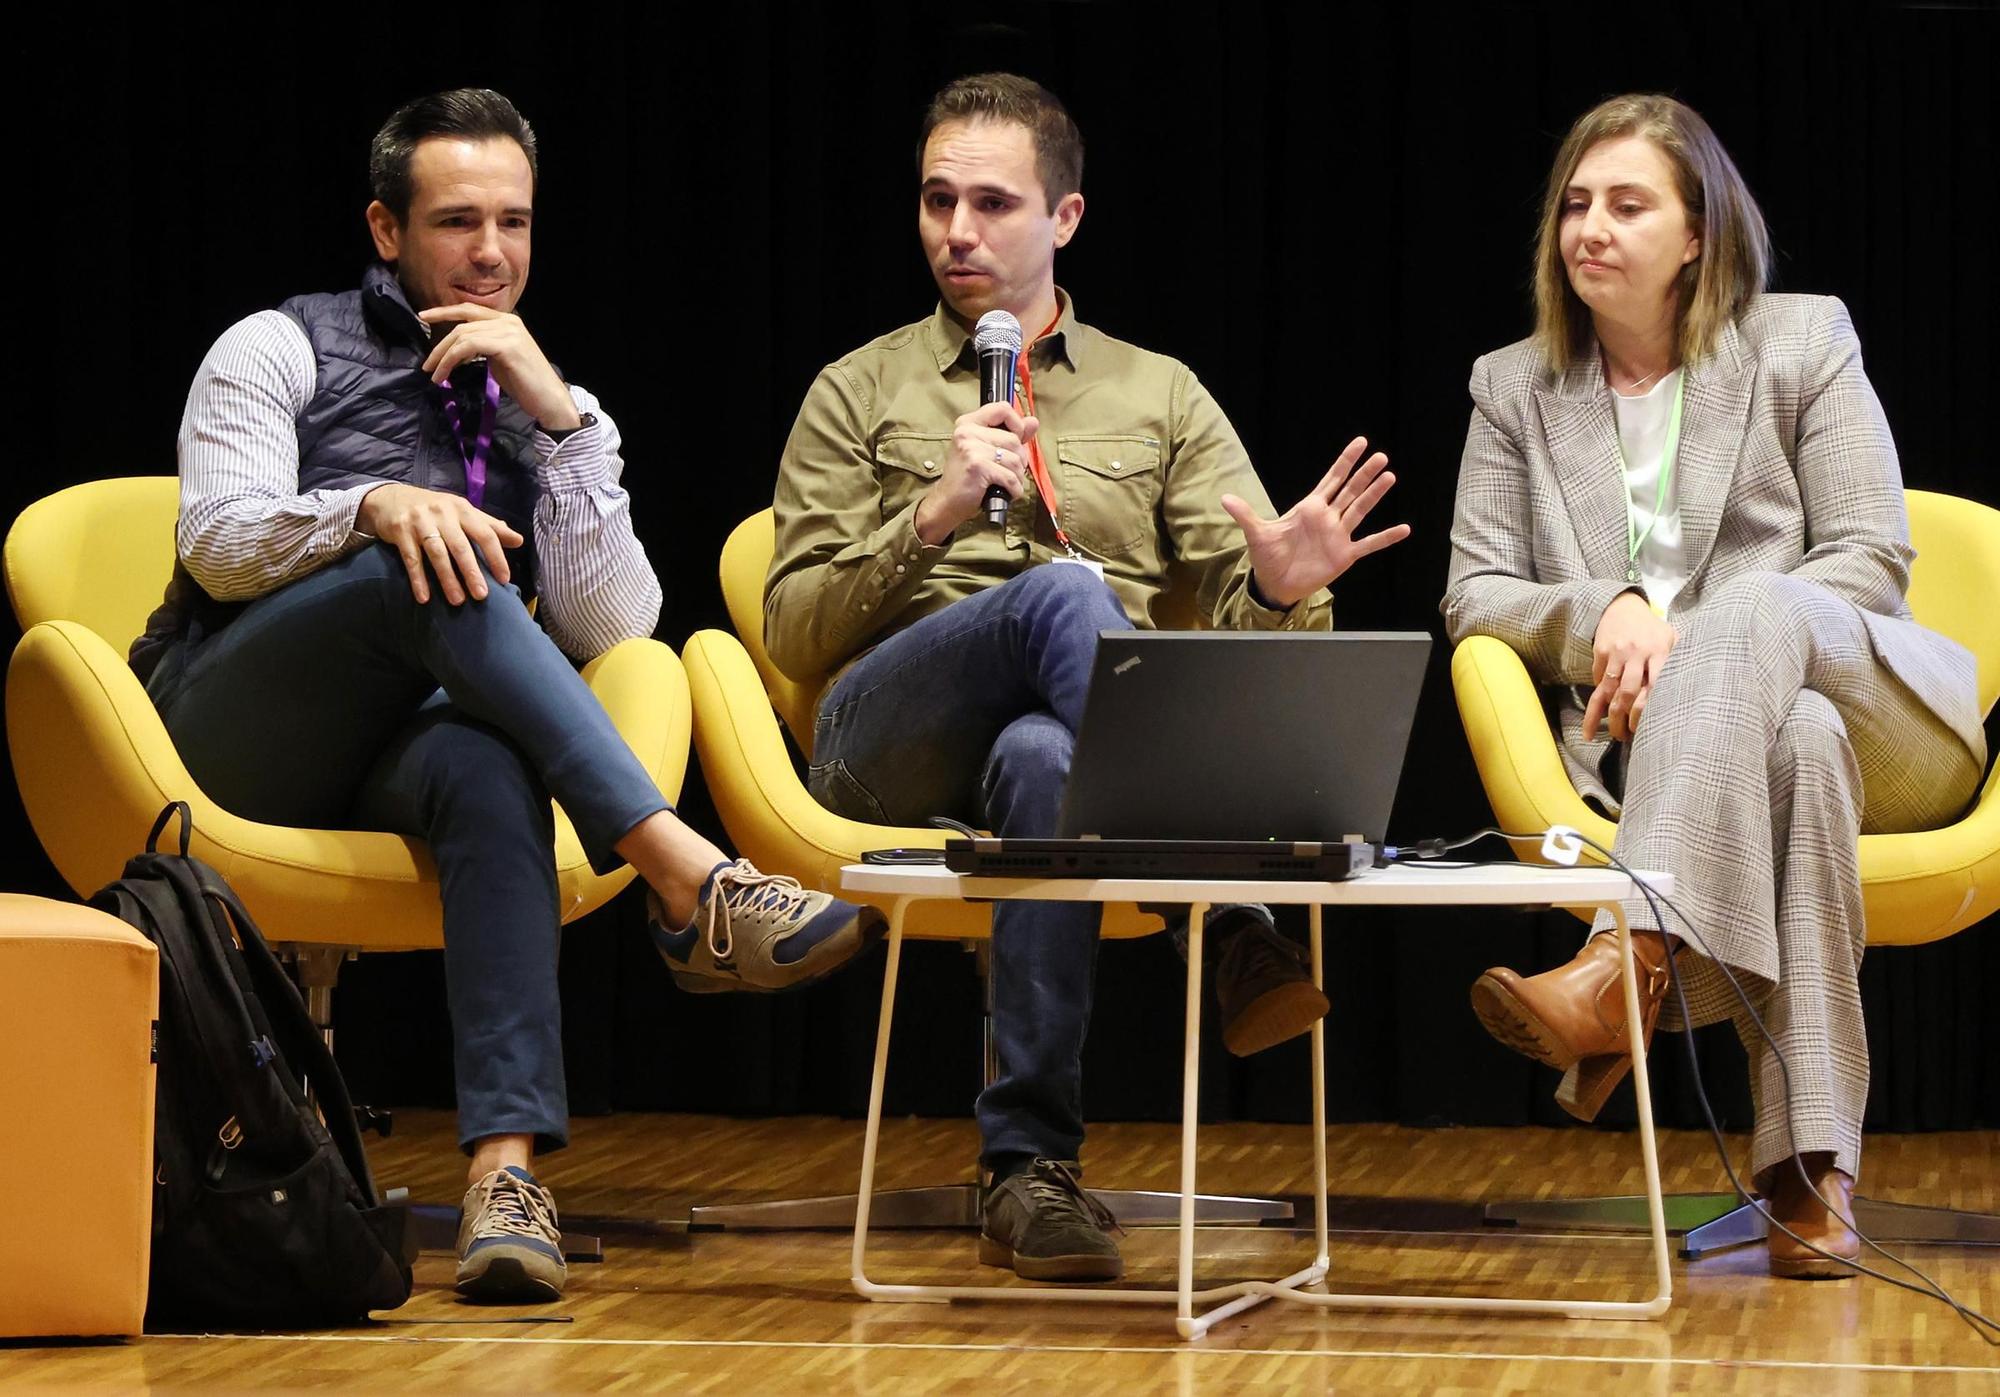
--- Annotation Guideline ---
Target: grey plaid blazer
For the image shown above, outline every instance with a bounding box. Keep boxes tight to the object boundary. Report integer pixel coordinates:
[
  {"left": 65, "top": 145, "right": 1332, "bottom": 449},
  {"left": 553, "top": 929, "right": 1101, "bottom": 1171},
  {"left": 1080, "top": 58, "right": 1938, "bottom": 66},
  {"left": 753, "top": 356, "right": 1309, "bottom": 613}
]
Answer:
[{"left": 1441, "top": 293, "right": 1986, "bottom": 810}]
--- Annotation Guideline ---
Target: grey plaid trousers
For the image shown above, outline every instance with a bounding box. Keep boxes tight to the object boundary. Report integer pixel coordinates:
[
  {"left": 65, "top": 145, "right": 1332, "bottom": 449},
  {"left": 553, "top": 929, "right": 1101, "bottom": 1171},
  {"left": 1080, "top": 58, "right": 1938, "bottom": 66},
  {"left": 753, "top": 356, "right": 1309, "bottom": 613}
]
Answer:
[{"left": 1593, "top": 572, "right": 1980, "bottom": 1180}]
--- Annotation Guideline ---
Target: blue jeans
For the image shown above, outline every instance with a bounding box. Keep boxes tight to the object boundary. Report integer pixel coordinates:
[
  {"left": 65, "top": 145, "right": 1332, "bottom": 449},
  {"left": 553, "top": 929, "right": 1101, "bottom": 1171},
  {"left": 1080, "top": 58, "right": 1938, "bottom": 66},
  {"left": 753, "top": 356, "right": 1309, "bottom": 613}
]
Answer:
[
  {"left": 145, "top": 545, "right": 671, "bottom": 1154},
  {"left": 809, "top": 563, "right": 1133, "bottom": 1168}
]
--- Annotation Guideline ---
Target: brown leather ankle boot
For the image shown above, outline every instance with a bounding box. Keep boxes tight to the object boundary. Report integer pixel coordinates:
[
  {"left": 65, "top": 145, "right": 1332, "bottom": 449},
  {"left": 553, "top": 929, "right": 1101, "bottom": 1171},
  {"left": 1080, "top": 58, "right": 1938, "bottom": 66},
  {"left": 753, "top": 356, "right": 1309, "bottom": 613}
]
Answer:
[
  {"left": 1468, "top": 929, "right": 1675, "bottom": 1121},
  {"left": 1765, "top": 1157, "right": 1861, "bottom": 1279}
]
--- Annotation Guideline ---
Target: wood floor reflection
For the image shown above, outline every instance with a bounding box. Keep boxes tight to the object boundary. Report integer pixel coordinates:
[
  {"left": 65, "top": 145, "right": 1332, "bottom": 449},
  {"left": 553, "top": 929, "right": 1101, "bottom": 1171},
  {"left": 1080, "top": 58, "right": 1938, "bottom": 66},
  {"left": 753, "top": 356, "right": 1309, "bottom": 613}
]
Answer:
[{"left": 5, "top": 1113, "right": 1994, "bottom": 1392}]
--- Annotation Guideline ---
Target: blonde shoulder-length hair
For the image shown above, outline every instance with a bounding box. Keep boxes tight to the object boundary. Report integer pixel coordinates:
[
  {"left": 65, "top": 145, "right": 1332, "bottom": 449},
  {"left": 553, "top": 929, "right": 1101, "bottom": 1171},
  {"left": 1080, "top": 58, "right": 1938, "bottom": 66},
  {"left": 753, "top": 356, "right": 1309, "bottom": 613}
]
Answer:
[{"left": 1534, "top": 94, "right": 1771, "bottom": 373}]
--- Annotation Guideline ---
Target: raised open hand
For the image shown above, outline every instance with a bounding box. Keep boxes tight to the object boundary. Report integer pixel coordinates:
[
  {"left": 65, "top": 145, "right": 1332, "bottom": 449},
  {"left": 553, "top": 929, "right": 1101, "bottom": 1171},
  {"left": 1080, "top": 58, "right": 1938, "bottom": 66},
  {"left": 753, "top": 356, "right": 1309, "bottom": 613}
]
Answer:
[{"left": 1220, "top": 436, "right": 1411, "bottom": 607}]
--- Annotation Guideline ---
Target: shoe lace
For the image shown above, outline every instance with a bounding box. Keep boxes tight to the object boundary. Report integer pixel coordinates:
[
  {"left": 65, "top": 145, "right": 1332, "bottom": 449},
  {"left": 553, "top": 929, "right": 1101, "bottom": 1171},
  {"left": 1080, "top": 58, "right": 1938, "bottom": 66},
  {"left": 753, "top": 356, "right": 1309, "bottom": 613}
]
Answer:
[
  {"left": 702, "top": 858, "right": 811, "bottom": 960},
  {"left": 473, "top": 1171, "right": 559, "bottom": 1242},
  {"left": 1022, "top": 1159, "right": 1124, "bottom": 1237}
]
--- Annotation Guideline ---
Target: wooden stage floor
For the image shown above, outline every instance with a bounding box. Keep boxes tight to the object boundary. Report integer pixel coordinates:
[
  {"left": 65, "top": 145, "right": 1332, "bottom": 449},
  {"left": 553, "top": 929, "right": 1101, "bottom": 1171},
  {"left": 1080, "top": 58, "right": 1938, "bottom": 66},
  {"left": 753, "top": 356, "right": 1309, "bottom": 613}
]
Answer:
[{"left": 5, "top": 1113, "right": 1995, "bottom": 1392}]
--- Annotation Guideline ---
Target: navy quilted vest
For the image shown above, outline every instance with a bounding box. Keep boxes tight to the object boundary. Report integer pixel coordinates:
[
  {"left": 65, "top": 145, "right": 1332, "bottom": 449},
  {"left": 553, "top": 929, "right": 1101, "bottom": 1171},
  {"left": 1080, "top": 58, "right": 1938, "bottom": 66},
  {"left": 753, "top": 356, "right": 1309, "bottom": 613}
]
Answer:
[{"left": 131, "top": 264, "right": 545, "bottom": 679}]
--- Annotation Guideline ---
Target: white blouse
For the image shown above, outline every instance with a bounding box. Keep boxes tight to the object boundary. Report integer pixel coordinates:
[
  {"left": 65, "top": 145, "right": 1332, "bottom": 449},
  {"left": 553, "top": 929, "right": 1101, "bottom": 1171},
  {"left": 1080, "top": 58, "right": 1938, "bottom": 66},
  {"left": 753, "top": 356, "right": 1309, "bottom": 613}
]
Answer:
[{"left": 1611, "top": 367, "right": 1688, "bottom": 615}]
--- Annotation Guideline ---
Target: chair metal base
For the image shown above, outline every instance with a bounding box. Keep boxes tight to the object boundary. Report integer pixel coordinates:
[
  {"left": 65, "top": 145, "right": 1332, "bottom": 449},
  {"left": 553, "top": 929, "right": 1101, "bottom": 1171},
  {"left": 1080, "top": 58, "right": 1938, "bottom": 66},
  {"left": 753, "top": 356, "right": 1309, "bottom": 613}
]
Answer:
[
  {"left": 1485, "top": 1191, "right": 2000, "bottom": 1260},
  {"left": 688, "top": 1183, "right": 1292, "bottom": 1231}
]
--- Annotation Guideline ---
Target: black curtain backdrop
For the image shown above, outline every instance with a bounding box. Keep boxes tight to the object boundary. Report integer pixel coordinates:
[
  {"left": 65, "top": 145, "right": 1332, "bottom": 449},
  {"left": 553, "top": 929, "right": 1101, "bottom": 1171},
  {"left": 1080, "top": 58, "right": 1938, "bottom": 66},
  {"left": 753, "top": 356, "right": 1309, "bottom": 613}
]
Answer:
[{"left": 10, "top": 1, "right": 1996, "bottom": 1149}]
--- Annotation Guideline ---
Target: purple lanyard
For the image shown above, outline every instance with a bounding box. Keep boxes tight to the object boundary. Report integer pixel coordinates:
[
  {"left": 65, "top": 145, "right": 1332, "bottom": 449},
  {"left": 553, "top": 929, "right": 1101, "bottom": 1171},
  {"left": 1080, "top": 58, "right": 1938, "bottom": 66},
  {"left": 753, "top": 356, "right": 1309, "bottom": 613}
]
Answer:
[{"left": 440, "top": 369, "right": 500, "bottom": 506}]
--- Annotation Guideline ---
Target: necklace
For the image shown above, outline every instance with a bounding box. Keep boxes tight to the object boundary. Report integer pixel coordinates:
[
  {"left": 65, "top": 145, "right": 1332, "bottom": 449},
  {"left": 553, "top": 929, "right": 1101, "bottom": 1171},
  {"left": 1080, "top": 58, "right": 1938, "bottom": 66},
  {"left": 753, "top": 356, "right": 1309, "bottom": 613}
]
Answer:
[{"left": 1600, "top": 341, "right": 1672, "bottom": 395}]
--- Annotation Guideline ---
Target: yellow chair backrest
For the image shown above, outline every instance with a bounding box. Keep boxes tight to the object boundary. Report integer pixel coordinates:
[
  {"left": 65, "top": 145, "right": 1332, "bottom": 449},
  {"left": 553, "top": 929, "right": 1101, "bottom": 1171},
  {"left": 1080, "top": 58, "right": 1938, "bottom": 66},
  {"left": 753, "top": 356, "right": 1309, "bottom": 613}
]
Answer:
[
  {"left": 720, "top": 510, "right": 824, "bottom": 755},
  {"left": 1905, "top": 489, "right": 2000, "bottom": 718},
  {"left": 5, "top": 477, "right": 178, "bottom": 648}
]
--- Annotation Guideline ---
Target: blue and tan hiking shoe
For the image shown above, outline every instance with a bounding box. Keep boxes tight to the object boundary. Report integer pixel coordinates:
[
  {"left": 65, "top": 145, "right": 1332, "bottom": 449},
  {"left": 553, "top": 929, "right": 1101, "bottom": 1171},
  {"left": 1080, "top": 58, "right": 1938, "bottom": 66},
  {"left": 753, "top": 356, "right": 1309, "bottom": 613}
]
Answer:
[
  {"left": 455, "top": 1165, "right": 565, "bottom": 1302},
  {"left": 647, "top": 858, "right": 884, "bottom": 993}
]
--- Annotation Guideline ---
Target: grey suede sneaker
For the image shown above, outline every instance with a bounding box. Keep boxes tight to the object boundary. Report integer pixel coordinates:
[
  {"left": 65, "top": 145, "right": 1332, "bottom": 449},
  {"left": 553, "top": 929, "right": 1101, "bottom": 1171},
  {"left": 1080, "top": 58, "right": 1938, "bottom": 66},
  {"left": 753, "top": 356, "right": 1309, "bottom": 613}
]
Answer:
[
  {"left": 455, "top": 1166, "right": 565, "bottom": 1302},
  {"left": 647, "top": 858, "right": 885, "bottom": 993},
  {"left": 978, "top": 1159, "right": 1124, "bottom": 1282}
]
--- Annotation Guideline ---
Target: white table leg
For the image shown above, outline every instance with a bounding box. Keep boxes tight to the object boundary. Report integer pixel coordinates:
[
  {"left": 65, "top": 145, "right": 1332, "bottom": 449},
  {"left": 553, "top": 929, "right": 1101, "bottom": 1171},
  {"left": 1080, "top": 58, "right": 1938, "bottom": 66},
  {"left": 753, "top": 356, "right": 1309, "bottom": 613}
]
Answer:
[
  {"left": 1175, "top": 900, "right": 1209, "bottom": 1337},
  {"left": 852, "top": 897, "right": 942, "bottom": 1301},
  {"left": 1611, "top": 899, "right": 1674, "bottom": 1316},
  {"left": 851, "top": 892, "right": 1283, "bottom": 1320},
  {"left": 1230, "top": 897, "right": 1674, "bottom": 1323},
  {"left": 1178, "top": 902, "right": 1333, "bottom": 1341},
  {"left": 1309, "top": 902, "right": 1329, "bottom": 1273}
]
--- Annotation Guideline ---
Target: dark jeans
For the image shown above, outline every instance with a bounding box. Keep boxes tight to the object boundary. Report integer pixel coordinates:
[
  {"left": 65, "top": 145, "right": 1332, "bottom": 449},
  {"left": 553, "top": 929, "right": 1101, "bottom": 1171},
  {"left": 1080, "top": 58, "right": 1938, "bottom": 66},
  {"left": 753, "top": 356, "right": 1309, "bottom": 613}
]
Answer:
[
  {"left": 146, "top": 545, "right": 671, "bottom": 1154},
  {"left": 809, "top": 563, "right": 1133, "bottom": 1167}
]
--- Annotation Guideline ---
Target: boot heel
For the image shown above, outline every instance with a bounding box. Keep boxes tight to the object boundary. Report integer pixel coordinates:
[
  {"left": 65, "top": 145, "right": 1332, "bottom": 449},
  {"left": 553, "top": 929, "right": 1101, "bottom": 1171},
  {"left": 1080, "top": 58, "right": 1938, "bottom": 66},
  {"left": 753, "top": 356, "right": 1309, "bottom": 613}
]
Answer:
[
  {"left": 1555, "top": 1002, "right": 1662, "bottom": 1122},
  {"left": 1556, "top": 1052, "right": 1633, "bottom": 1121}
]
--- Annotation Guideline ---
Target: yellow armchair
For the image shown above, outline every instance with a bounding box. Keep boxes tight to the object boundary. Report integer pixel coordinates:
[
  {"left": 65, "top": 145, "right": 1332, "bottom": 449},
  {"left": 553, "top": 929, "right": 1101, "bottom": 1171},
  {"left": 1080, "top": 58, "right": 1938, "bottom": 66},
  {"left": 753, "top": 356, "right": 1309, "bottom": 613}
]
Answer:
[
  {"left": 5, "top": 476, "right": 691, "bottom": 1018},
  {"left": 1452, "top": 488, "right": 2000, "bottom": 1255}
]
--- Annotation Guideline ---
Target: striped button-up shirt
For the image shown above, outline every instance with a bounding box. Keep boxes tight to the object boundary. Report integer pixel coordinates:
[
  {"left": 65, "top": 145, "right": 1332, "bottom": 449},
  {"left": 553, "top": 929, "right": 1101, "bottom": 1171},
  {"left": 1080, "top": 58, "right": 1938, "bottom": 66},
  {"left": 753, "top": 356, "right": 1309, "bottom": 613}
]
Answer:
[{"left": 176, "top": 310, "right": 661, "bottom": 660}]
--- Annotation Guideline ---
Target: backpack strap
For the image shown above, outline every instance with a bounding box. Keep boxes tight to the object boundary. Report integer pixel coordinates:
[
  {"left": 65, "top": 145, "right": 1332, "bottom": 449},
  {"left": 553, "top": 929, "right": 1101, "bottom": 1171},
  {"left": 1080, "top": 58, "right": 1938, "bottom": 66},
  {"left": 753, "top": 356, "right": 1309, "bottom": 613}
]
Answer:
[
  {"left": 105, "top": 867, "right": 294, "bottom": 1145},
  {"left": 195, "top": 871, "right": 383, "bottom": 1207},
  {"left": 148, "top": 800, "right": 194, "bottom": 858}
]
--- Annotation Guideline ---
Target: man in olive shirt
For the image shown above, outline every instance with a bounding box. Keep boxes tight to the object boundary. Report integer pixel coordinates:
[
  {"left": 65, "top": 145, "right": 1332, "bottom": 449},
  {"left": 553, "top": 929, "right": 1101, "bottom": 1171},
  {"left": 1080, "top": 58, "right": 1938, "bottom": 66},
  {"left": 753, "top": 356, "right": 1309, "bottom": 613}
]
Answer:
[{"left": 766, "top": 73, "right": 1407, "bottom": 1281}]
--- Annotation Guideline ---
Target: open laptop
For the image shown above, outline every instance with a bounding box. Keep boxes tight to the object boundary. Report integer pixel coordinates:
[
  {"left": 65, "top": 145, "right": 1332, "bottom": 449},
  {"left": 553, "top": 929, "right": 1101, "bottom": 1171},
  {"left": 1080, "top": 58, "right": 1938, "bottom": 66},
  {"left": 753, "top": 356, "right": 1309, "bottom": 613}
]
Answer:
[{"left": 944, "top": 630, "right": 1431, "bottom": 880}]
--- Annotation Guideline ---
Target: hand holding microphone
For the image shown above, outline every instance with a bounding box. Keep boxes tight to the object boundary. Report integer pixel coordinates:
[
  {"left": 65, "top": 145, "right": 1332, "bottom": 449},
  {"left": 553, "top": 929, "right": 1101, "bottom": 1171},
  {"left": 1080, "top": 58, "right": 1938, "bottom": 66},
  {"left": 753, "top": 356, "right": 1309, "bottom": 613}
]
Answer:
[
  {"left": 974, "top": 311, "right": 1023, "bottom": 526},
  {"left": 911, "top": 311, "right": 1040, "bottom": 546}
]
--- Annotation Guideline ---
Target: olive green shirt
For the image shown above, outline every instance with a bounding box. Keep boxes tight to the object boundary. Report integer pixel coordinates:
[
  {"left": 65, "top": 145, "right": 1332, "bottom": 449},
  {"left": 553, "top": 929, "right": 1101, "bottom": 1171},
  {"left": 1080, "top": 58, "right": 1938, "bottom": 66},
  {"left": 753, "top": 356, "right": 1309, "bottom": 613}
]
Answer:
[{"left": 765, "top": 294, "right": 1332, "bottom": 683}]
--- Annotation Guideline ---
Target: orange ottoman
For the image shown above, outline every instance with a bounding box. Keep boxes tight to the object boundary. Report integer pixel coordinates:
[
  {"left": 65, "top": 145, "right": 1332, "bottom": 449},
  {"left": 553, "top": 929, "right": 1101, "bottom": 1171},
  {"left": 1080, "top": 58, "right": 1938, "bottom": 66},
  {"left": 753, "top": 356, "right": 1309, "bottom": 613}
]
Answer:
[{"left": 0, "top": 894, "right": 156, "bottom": 1338}]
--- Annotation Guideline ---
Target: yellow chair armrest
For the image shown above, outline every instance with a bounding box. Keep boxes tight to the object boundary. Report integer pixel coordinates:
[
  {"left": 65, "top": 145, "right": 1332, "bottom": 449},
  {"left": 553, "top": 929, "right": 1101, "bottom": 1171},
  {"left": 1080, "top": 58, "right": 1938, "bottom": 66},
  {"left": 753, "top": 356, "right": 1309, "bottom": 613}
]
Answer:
[
  {"left": 1450, "top": 635, "right": 1616, "bottom": 862},
  {"left": 581, "top": 636, "right": 691, "bottom": 804},
  {"left": 548, "top": 638, "right": 694, "bottom": 920},
  {"left": 683, "top": 630, "right": 945, "bottom": 889},
  {"left": 1857, "top": 760, "right": 2000, "bottom": 945}
]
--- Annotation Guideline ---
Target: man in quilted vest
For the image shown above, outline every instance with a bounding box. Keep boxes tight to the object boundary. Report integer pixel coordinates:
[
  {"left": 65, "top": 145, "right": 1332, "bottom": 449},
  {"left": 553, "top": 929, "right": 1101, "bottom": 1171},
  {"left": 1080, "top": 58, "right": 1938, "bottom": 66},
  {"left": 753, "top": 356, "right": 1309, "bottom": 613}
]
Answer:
[{"left": 134, "top": 88, "right": 883, "bottom": 1303}]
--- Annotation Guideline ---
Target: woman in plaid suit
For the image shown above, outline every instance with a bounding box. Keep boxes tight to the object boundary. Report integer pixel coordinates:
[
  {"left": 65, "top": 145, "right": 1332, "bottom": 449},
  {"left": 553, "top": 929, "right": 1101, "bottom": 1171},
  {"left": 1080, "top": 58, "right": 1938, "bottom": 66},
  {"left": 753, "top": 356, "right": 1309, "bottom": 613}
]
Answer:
[{"left": 1442, "top": 95, "right": 1987, "bottom": 1279}]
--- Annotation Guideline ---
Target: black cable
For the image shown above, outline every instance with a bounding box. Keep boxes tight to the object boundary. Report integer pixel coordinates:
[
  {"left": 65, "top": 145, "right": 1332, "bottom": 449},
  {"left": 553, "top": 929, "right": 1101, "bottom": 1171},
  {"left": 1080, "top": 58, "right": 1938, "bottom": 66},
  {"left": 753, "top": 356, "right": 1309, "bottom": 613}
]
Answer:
[
  {"left": 1600, "top": 846, "right": 1999, "bottom": 1346},
  {"left": 1414, "top": 827, "right": 1998, "bottom": 1344}
]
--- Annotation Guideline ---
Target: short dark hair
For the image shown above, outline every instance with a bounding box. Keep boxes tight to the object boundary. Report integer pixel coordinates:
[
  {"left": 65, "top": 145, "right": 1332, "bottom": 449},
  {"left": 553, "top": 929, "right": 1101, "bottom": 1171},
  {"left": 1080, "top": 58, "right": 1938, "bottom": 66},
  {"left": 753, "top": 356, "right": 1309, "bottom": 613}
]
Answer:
[
  {"left": 918, "top": 72, "right": 1083, "bottom": 210},
  {"left": 369, "top": 88, "right": 538, "bottom": 222}
]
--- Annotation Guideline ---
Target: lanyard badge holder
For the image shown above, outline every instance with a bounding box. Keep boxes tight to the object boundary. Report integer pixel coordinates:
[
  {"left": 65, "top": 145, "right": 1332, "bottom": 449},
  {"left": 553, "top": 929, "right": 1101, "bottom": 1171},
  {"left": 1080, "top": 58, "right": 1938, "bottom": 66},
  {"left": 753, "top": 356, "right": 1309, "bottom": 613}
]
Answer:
[
  {"left": 1012, "top": 309, "right": 1103, "bottom": 578},
  {"left": 1618, "top": 375, "right": 1685, "bottom": 604},
  {"left": 440, "top": 369, "right": 500, "bottom": 508}
]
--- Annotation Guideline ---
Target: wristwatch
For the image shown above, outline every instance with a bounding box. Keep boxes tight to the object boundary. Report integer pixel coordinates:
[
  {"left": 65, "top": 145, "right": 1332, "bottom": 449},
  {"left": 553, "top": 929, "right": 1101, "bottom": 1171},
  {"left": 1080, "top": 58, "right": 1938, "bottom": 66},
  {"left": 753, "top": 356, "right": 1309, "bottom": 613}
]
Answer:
[{"left": 541, "top": 412, "right": 597, "bottom": 442}]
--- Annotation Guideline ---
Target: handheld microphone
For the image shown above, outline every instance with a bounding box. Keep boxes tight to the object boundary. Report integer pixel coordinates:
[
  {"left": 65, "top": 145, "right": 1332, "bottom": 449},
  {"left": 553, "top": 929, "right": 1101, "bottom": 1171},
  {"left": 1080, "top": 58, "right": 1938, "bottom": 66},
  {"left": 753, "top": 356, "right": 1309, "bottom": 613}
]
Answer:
[{"left": 973, "top": 310, "right": 1023, "bottom": 527}]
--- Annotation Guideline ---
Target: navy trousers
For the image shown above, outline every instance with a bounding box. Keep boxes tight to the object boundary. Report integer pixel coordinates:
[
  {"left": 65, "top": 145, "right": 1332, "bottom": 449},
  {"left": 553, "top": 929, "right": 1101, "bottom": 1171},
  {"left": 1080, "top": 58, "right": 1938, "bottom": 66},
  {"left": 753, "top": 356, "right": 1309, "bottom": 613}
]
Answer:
[
  {"left": 146, "top": 545, "right": 670, "bottom": 1153},
  {"left": 808, "top": 563, "right": 1132, "bottom": 1168}
]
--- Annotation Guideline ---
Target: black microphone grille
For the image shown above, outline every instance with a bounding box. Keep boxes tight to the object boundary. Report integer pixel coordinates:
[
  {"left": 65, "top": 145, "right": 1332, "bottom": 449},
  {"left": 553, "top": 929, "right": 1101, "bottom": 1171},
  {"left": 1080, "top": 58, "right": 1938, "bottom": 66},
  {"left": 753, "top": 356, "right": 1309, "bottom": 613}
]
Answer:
[{"left": 973, "top": 309, "right": 1023, "bottom": 357}]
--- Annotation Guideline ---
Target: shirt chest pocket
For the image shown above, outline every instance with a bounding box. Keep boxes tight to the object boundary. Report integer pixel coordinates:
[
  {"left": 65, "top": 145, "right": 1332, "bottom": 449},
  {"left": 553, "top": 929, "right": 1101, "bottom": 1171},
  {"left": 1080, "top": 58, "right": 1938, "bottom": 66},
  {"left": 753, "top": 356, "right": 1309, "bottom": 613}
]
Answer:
[
  {"left": 1057, "top": 436, "right": 1161, "bottom": 558},
  {"left": 874, "top": 434, "right": 949, "bottom": 523}
]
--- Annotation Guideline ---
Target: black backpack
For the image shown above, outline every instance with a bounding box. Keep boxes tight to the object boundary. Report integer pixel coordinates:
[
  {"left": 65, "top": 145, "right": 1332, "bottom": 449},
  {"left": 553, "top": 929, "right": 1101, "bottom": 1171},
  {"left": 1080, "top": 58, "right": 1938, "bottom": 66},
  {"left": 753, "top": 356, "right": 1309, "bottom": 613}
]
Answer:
[{"left": 91, "top": 802, "right": 413, "bottom": 1327}]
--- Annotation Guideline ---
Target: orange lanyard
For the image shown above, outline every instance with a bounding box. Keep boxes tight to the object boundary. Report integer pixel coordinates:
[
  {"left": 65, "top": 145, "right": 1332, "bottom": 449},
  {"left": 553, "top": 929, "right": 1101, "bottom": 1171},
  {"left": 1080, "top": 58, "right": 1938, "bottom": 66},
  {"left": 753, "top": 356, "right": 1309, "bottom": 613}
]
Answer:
[{"left": 1015, "top": 305, "right": 1077, "bottom": 555}]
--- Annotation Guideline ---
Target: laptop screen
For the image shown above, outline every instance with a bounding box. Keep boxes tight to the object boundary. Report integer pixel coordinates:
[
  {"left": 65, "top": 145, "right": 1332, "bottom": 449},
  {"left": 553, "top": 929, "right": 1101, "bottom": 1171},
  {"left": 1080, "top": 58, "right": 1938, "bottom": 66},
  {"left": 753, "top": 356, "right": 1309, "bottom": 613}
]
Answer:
[{"left": 1056, "top": 631, "right": 1431, "bottom": 842}]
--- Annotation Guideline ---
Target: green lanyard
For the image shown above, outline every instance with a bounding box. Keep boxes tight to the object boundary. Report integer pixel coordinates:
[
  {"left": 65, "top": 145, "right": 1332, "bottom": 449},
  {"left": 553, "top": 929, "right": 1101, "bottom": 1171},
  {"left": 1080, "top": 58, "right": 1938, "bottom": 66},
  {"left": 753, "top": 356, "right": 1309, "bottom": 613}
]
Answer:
[{"left": 1617, "top": 373, "right": 1686, "bottom": 585}]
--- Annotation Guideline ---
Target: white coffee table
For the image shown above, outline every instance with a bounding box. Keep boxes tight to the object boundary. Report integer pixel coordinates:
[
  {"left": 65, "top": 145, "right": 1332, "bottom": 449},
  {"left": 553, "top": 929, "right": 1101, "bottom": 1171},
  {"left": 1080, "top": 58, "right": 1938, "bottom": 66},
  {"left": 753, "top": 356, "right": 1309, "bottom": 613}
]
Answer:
[{"left": 839, "top": 859, "right": 1676, "bottom": 1339}]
